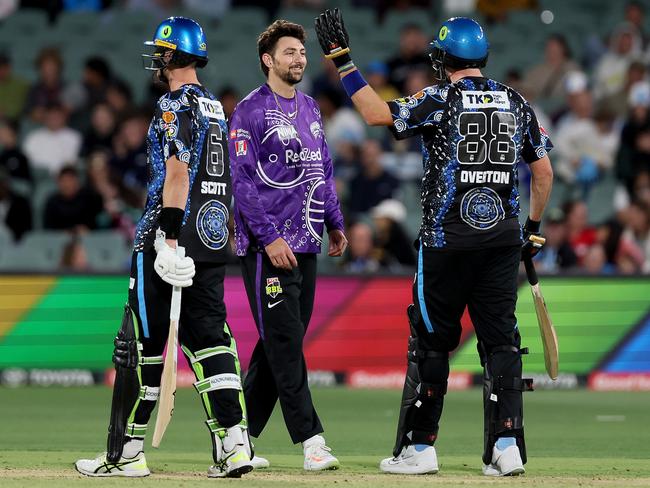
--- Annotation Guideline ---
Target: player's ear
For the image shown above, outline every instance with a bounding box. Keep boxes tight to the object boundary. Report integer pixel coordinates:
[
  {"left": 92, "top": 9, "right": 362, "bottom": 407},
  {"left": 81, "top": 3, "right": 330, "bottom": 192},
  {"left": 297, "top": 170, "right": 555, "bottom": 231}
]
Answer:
[{"left": 262, "top": 53, "right": 273, "bottom": 69}]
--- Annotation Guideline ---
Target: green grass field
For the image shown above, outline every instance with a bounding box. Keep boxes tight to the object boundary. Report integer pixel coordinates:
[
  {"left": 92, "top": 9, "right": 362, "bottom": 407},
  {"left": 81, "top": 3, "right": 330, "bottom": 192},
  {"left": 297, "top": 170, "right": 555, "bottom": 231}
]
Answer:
[{"left": 1, "top": 387, "right": 649, "bottom": 487}]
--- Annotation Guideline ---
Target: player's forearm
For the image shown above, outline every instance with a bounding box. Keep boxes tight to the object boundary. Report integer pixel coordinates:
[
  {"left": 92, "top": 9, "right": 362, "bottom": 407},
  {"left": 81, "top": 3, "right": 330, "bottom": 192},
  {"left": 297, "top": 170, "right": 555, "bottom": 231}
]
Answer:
[
  {"left": 163, "top": 156, "right": 190, "bottom": 210},
  {"left": 341, "top": 70, "right": 392, "bottom": 126},
  {"left": 529, "top": 156, "right": 553, "bottom": 222}
]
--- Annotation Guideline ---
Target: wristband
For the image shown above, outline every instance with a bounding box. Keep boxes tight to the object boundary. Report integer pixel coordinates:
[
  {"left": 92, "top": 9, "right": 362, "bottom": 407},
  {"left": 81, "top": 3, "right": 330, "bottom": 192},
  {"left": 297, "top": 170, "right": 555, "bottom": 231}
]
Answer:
[
  {"left": 159, "top": 207, "right": 184, "bottom": 239},
  {"left": 337, "top": 60, "right": 355, "bottom": 74},
  {"left": 525, "top": 217, "right": 541, "bottom": 233},
  {"left": 341, "top": 69, "right": 368, "bottom": 98},
  {"left": 326, "top": 48, "right": 352, "bottom": 69}
]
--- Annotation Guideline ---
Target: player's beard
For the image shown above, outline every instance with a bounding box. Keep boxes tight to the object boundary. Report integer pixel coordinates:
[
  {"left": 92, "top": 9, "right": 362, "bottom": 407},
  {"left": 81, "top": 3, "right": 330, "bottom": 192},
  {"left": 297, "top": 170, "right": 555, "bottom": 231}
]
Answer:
[{"left": 276, "top": 63, "right": 304, "bottom": 85}]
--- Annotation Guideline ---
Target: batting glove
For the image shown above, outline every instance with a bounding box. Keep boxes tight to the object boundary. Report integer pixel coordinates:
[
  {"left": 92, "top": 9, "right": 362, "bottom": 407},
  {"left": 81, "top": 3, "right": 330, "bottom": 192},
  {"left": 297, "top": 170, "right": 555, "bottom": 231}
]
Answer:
[
  {"left": 315, "top": 8, "right": 353, "bottom": 70},
  {"left": 154, "top": 237, "right": 195, "bottom": 287},
  {"left": 521, "top": 217, "right": 544, "bottom": 260}
]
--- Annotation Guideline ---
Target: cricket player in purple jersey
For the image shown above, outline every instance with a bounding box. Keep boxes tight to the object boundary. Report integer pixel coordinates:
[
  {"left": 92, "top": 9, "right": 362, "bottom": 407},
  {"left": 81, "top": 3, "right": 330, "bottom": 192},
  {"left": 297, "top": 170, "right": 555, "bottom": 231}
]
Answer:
[{"left": 228, "top": 20, "right": 346, "bottom": 471}]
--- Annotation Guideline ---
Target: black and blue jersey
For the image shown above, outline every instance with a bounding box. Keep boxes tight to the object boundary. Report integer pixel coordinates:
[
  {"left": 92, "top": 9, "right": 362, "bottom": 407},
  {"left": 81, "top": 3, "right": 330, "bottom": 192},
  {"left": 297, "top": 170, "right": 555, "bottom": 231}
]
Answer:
[
  {"left": 388, "top": 77, "right": 552, "bottom": 249},
  {"left": 134, "top": 84, "right": 232, "bottom": 263}
]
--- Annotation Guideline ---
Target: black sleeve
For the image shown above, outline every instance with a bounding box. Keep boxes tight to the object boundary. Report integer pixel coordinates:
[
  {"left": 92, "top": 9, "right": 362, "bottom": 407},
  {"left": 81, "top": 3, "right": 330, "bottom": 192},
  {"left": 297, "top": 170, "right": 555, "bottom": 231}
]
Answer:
[
  {"left": 520, "top": 102, "right": 553, "bottom": 164},
  {"left": 386, "top": 86, "right": 447, "bottom": 140},
  {"left": 155, "top": 91, "right": 194, "bottom": 164}
]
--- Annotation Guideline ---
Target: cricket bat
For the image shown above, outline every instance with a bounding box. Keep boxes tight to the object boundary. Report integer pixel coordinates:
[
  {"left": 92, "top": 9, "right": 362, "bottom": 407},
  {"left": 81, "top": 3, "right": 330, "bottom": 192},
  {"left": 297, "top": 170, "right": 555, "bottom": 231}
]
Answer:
[
  {"left": 151, "top": 246, "right": 184, "bottom": 448},
  {"left": 523, "top": 236, "right": 559, "bottom": 380}
]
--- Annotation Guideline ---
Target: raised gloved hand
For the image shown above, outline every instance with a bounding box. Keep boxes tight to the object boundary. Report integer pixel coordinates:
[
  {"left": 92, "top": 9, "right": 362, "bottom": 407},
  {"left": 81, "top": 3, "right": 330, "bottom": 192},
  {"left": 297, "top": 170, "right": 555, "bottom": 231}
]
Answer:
[
  {"left": 521, "top": 217, "right": 545, "bottom": 260},
  {"left": 154, "top": 237, "right": 195, "bottom": 287},
  {"left": 315, "top": 8, "right": 352, "bottom": 69}
]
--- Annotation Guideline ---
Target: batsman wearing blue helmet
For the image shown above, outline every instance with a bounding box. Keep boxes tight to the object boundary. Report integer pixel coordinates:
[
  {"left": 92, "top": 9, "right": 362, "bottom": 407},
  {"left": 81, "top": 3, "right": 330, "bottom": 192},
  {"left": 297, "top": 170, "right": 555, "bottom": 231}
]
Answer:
[
  {"left": 75, "top": 17, "right": 254, "bottom": 478},
  {"left": 316, "top": 11, "right": 554, "bottom": 476}
]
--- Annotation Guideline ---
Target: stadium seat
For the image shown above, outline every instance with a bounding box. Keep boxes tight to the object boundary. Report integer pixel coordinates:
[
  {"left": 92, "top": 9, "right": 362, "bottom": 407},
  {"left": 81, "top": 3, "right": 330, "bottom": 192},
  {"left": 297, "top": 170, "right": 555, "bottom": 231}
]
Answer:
[
  {"left": 0, "top": 230, "right": 69, "bottom": 271},
  {"left": 80, "top": 231, "right": 131, "bottom": 272}
]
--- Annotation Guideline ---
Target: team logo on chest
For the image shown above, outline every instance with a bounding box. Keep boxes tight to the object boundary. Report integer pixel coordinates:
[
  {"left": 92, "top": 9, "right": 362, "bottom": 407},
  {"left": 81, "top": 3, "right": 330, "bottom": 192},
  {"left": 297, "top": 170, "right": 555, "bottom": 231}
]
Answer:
[
  {"left": 262, "top": 109, "right": 302, "bottom": 146},
  {"left": 196, "top": 199, "right": 229, "bottom": 250}
]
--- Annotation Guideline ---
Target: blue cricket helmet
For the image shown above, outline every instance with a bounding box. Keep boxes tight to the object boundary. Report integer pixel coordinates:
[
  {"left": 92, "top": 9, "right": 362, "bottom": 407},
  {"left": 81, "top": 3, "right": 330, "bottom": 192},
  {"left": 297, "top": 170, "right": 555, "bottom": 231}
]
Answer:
[
  {"left": 429, "top": 17, "right": 488, "bottom": 80},
  {"left": 142, "top": 16, "right": 208, "bottom": 71}
]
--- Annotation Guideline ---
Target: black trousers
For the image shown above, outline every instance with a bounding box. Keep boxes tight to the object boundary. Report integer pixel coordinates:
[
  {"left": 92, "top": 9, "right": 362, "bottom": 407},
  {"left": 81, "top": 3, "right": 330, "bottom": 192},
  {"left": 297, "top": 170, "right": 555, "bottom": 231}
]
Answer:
[
  {"left": 240, "top": 251, "right": 323, "bottom": 444},
  {"left": 413, "top": 244, "right": 521, "bottom": 353},
  {"left": 410, "top": 244, "right": 523, "bottom": 438},
  {"left": 126, "top": 251, "right": 242, "bottom": 433}
]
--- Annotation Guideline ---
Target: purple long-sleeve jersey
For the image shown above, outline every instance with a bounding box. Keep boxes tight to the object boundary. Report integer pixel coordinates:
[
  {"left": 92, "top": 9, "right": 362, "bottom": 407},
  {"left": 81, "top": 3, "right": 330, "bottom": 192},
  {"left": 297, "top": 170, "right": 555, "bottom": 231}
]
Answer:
[{"left": 228, "top": 84, "right": 344, "bottom": 256}]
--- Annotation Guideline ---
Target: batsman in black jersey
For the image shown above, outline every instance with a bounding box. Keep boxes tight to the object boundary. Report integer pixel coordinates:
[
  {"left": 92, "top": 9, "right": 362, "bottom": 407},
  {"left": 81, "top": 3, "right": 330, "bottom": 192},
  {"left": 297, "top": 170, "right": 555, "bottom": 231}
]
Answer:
[
  {"left": 75, "top": 17, "right": 252, "bottom": 479},
  {"left": 316, "top": 12, "right": 554, "bottom": 476}
]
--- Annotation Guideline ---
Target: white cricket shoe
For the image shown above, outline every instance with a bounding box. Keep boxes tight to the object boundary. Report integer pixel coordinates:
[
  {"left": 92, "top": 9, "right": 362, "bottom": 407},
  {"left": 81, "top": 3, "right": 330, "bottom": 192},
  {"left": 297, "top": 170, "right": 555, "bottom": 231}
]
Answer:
[
  {"left": 303, "top": 435, "right": 340, "bottom": 471},
  {"left": 250, "top": 455, "right": 270, "bottom": 469},
  {"left": 208, "top": 426, "right": 253, "bottom": 478},
  {"left": 75, "top": 451, "right": 150, "bottom": 477},
  {"left": 380, "top": 445, "right": 439, "bottom": 475},
  {"left": 482, "top": 440, "right": 525, "bottom": 476}
]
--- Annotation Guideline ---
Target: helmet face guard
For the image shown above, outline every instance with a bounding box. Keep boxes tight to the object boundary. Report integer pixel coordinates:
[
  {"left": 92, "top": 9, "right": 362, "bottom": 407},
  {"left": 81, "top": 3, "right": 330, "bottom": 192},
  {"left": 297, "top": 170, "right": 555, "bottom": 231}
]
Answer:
[{"left": 142, "top": 44, "right": 169, "bottom": 72}]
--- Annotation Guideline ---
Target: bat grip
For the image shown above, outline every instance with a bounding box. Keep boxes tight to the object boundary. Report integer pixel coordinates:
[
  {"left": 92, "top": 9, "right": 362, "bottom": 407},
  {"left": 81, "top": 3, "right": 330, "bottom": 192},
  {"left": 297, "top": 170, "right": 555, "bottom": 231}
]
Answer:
[
  {"left": 169, "top": 246, "right": 185, "bottom": 321},
  {"left": 523, "top": 253, "right": 538, "bottom": 286}
]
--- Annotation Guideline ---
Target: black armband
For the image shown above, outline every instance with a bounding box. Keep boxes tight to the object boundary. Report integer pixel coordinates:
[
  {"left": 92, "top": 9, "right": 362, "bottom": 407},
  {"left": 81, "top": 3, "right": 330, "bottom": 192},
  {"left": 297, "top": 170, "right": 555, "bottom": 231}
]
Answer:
[
  {"left": 159, "top": 207, "right": 184, "bottom": 239},
  {"left": 525, "top": 217, "right": 541, "bottom": 233}
]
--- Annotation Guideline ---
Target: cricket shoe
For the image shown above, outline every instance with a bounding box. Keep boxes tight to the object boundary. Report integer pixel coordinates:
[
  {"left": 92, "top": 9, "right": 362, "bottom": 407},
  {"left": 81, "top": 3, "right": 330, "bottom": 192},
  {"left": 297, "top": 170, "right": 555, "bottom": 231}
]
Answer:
[
  {"left": 482, "top": 438, "right": 525, "bottom": 477},
  {"left": 250, "top": 455, "right": 270, "bottom": 469},
  {"left": 303, "top": 435, "right": 340, "bottom": 471},
  {"left": 208, "top": 426, "right": 254, "bottom": 478},
  {"left": 75, "top": 451, "right": 150, "bottom": 477},
  {"left": 380, "top": 445, "right": 439, "bottom": 475}
]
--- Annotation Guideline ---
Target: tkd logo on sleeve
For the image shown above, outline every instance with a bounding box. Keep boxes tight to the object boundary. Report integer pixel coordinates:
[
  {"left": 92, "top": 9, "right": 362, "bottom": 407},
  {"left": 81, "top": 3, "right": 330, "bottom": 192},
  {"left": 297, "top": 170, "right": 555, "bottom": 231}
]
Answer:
[{"left": 265, "top": 277, "right": 283, "bottom": 298}]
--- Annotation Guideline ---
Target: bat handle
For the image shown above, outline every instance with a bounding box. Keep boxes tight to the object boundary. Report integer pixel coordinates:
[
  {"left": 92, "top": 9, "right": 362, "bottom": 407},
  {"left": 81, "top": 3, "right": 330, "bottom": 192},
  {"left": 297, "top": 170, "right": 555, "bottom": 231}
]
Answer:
[
  {"left": 169, "top": 246, "right": 185, "bottom": 321},
  {"left": 523, "top": 253, "right": 538, "bottom": 286}
]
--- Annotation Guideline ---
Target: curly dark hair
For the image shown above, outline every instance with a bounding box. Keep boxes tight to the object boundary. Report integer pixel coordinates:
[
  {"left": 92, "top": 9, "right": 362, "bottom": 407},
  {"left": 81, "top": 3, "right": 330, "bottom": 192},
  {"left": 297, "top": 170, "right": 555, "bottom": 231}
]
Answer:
[{"left": 257, "top": 20, "right": 306, "bottom": 77}]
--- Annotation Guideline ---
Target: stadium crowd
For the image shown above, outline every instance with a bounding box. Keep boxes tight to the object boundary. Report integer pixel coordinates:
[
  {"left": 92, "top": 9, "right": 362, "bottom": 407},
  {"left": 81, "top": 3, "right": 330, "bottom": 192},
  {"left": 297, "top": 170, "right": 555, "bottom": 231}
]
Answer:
[{"left": 0, "top": 0, "right": 649, "bottom": 274}]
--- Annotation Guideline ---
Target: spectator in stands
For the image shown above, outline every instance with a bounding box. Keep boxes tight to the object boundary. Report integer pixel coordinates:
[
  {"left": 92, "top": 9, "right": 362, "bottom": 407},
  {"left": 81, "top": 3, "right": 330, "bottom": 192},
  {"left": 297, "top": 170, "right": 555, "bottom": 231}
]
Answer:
[
  {"left": 385, "top": 23, "right": 431, "bottom": 92},
  {"left": 615, "top": 81, "right": 650, "bottom": 195},
  {"left": 348, "top": 139, "right": 399, "bottom": 215},
  {"left": 22, "top": 102, "right": 82, "bottom": 175},
  {"left": 563, "top": 200, "right": 598, "bottom": 265},
  {"left": 596, "top": 218, "right": 644, "bottom": 274},
  {"left": 86, "top": 150, "right": 138, "bottom": 238},
  {"left": 341, "top": 221, "right": 379, "bottom": 273},
  {"left": 65, "top": 56, "right": 113, "bottom": 131},
  {"left": 522, "top": 34, "right": 580, "bottom": 109},
  {"left": 43, "top": 165, "right": 102, "bottom": 231},
  {"left": 23, "top": 47, "right": 66, "bottom": 124},
  {"left": 582, "top": 243, "right": 610, "bottom": 274},
  {"left": 599, "top": 61, "right": 647, "bottom": 119},
  {"left": 316, "top": 87, "right": 365, "bottom": 158},
  {"left": 0, "top": 119, "right": 32, "bottom": 187},
  {"left": 621, "top": 201, "right": 650, "bottom": 273},
  {"left": 593, "top": 23, "right": 643, "bottom": 101},
  {"left": 476, "top": 0, "right": 536, "bottom": 24},
  {"left": 533, "top": 208, "right": 578, "bottom": 273},
  {"left": 218, "top": 86, "right": 240, "bottom": 120},
  {"left": 109, "top": 111, "right": 149, "bottom": 192},
  {"left": 59, "top": 235, "right": 90, "bottom": 272},
  {"left": 554, "top": 104, "right": 619, "bottom": 199},
  {"left": 371, "top": 199, "right": 415, "bottom": 269},
  {"left": 0, "top": 52, "right": 29, "bottom": 121},
  {"left": 81, "top": 103, "right": 116, "bottom": 157},
  {"left": 311, "top": 58, "right": 350, "bottom": 106},
  {"left": 105, "top": 79, "right": 133, "bottom": 121},
  {"left": 624, "top": 1, "right": 647, "bottom": 49},
  {"left": 0, "top": 167, "right": 32, "bottom": 241},
  {"left": 366, "top": 61, "right": 399, "bottom": 101}
]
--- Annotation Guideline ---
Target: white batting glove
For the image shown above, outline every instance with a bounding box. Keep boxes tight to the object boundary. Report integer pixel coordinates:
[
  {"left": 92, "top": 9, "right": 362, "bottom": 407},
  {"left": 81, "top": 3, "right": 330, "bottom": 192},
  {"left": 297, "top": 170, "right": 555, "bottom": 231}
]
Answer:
[{"left": 154, "top": 238, "right": 195, "bottom": 287}]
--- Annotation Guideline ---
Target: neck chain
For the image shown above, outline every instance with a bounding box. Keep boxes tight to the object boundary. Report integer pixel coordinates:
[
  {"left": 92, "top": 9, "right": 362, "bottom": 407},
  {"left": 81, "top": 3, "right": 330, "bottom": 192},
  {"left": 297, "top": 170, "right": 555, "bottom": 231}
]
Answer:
[{"left": 271, "top": 88, "right": 298, "bottom": 122}]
